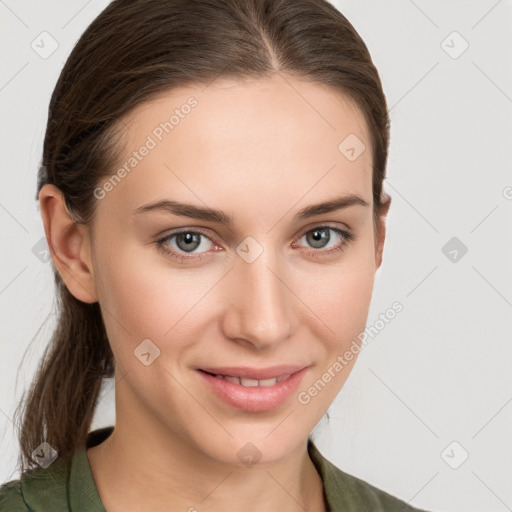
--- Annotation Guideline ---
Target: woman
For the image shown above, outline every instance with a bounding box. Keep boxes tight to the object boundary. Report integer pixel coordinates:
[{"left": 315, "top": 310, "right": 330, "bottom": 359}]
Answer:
[{"left": 0, "top": 0, "right": 436, "bottom": 510}]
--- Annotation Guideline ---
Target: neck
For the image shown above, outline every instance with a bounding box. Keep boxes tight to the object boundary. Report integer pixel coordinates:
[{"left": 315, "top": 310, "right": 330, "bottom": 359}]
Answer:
[{"left": 87, "top": 424, "right": 326, "bottom": 512}]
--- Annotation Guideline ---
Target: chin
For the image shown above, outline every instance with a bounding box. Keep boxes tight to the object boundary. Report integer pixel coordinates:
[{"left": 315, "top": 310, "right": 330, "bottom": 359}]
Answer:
[{"left": 195, "top": 430, "right": 306, "bottom": 467}]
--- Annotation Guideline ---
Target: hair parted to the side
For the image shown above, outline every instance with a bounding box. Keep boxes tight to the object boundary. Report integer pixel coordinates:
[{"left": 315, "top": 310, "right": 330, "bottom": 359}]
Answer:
[{"left": 14, "top": 0, "right": 390, "bottom": 473}]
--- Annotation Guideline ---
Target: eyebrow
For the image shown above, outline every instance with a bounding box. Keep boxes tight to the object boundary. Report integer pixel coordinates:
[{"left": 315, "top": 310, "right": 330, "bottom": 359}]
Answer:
[{"left": 132, "top": 194, "right": 369, "bottom": 225}]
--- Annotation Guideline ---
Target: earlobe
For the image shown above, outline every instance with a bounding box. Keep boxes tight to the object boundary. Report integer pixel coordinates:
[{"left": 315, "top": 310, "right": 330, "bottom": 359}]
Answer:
[
  {"left": 38, "top": 184, "right": 98, "bottom": 304},
  {"left": 375, "top": 192, "right": 391, "bottom": 269}
]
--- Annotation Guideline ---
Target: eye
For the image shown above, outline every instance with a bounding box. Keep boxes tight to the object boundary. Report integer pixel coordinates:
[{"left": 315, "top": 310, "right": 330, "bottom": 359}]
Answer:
[
  {"left": 155, "top": 229, "right": 216, "bottom": 262},
  {"left": 155, "top": 224, "right": 355, "bottom": 262},
  {"left": 294, "top": 225, "right": 355, "bottom": 257}
]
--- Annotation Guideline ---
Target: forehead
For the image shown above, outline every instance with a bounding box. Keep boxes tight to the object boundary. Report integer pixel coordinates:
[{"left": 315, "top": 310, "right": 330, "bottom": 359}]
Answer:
[{"left": 96, "top": 75, "right": 373, "bottom": 221}]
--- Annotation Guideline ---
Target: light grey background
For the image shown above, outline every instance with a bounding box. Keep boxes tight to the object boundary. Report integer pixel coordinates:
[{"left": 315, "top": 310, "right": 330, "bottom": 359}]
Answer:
[{"left": 1, "top": 1, "right": 511, "bottom": 511}]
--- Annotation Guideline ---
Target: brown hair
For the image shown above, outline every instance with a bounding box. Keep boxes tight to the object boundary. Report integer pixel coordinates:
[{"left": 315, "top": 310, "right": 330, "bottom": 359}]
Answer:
[{"left": 15, "top": 0, "right": 389, "bottom": 473}]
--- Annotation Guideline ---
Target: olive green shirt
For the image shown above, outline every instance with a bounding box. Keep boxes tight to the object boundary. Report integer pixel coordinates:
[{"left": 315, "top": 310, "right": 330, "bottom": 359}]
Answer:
[{"left": 0, "top": 426, "right": 433, "bottom": 511}]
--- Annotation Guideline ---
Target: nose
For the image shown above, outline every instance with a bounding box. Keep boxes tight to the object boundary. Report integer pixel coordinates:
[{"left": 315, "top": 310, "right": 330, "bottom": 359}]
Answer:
[{"left": 221, "top": 245, "right": 294, "bottom": 351}]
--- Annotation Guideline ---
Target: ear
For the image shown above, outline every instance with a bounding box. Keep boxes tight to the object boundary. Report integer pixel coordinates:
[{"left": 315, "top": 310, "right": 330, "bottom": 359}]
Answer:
[
  {"left": 38, "top": 184, "right": 98, "bottom": 303},
  {"left": 374, "top": 191, "right": 391, "bottom": 270}
]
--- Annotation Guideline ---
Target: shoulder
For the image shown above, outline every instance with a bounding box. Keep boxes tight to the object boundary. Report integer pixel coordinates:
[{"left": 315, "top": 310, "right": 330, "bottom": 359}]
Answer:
[
  {"left": 0, "top": 427, "right": 113, "bottom": 512},
  {"left": 0, "top": 458, "right": 70, "bottom": 512},
  {"left": 326, "top": 463, "right": 430, "bottom": 511},
  {"left": 0, "top": 478, "right": 28, "bottom": 511},
  {"left": 308, "top": 440, "right": 435, "bottom": 512}
]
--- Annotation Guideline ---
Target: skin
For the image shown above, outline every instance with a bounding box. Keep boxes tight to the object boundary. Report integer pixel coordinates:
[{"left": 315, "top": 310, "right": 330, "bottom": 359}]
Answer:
[{"left": 39, "top": 74, "right": 391, "bottom": 512}]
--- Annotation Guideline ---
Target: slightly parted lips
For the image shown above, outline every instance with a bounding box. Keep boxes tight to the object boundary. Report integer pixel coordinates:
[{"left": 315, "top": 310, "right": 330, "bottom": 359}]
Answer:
[{"left": 197, "top": 364, "right": 309, "bottom": 381}]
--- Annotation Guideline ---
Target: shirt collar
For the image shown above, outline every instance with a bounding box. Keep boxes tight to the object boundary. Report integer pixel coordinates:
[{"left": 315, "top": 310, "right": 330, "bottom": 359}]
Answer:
[
  {"left": 69, "top": 427, "right": 112, "bottom": 511},
  {"left": 308, "top": 437, "right": 347, "bottom": 511}
]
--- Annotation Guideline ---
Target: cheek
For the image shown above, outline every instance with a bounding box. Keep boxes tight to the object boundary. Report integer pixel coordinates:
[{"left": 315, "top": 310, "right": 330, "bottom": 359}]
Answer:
[
  {"left": 294, "top": 249, "right": 376, "bottom": 411},
  {"left": 94, "top": 243, "right": 219, "bottom": 356},
  {"left": 92, "top": 242, "right": 215, "bottom": 422},
  {"left": 301, "top": 236, "right": 376, "bottom": 345}
]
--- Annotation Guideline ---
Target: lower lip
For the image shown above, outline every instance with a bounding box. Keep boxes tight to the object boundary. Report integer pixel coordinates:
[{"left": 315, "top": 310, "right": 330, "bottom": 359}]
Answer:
[{"left": 197, "top": 367, "right": 310, "bottom": 413}]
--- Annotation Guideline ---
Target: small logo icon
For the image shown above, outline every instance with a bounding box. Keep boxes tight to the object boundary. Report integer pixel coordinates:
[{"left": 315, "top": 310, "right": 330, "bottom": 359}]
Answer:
[
  {"left": 236, "top": 236, "right": 264, "bottom": 263},
  {"left": 441, "top": 31, "right": 469, "bottom": 59},
  {"left": 31, "top": 31, "right": 59, "bottom": 59},
  {"left": 31, "top": 236, "right": 51, "bottom": 263},
  {"left": 503, "top": 186, "right": 512, "bottom": 200},
  {"left": 134, "top": 338, "right": 161, "bottom": 366},
  {"left": 441, "top": 236, "right": 468, "bottom": 263},
  {"left": 338, "top": 134, "right": 366, "bottom": 162},
  {"left": 441, "top": 440, "right": 469, "bottom": 469},
  {"left": 31, "top": 442, "right": 58, "bottom": 469},
  {"left": 236, "top": 442, "right": 262, "bottom": 467}
]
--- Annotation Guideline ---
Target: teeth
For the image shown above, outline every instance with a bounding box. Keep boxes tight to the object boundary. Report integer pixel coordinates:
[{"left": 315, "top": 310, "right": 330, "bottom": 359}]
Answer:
[
  {"left": 240, "top": 378, "right": 259, "bottom": 387},
  {"left": 213, "top": 374, "right": 291, "bottom": 387},
  {"left": 259, "top": 378, "right": 278, "bottom": 387}
]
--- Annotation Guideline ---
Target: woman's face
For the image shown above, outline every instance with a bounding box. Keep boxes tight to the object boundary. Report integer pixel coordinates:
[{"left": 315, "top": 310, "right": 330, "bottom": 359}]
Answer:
[{"left": 86, "top": 75, "right": 387, "bottom": 465}]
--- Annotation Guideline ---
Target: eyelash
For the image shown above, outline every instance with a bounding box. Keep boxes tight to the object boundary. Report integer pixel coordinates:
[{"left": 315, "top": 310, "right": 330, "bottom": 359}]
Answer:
[{"left": 155, "top": 225, "right": 355, "bottom": 263}]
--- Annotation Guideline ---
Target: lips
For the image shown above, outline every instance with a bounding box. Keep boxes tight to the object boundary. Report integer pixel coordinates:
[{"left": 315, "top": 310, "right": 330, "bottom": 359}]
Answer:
[{"left": 196, "top": 364, "right": 310, "bottom": 412}]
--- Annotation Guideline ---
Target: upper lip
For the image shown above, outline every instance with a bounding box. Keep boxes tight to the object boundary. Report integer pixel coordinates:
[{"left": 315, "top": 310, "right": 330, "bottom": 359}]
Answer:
[{"left": 198, "top": 364, "right": 309, "bottom": 380}]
